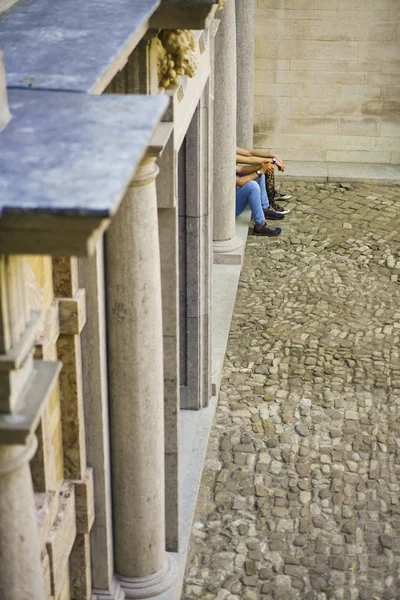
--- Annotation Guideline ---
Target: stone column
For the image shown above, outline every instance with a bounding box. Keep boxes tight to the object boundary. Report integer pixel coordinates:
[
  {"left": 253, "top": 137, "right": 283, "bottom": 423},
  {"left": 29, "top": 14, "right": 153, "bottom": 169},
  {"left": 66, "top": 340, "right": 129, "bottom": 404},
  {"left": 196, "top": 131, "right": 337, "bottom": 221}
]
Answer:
[
  {"left": 236, "top": 0, "right": 255, "bottom": 148},
  {"left": 212, "top": 0, "right": 242, "bottom": 258},
  {"left": 106, "top": 158, "right": 177, "bottom": 599},
  {"left": 0, "top": 437, "right": 45, "bottom": 600}
]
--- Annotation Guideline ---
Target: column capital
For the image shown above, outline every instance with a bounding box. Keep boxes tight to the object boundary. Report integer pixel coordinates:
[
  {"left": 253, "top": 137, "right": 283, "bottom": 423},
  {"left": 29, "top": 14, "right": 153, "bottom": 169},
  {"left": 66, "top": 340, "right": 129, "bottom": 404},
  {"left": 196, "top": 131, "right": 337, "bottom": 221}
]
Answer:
[{"left": 130, "top": 157, "right": 160, "bottom": 189}]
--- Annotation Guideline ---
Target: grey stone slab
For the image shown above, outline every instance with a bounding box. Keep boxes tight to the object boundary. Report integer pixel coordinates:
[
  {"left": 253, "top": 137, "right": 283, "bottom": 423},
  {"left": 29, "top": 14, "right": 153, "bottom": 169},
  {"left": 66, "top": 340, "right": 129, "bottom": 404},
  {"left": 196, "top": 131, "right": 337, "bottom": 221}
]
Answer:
[
  {"left": 185, "top": 316, "right": 204, "bottom": 410},
  {"left": 328, "top": 162, "right": 400, "bottom": 184},
  {"left": 275, "top": 161, "right": 400, "bottom": 185},
  {"left": 158, "top": 202, "right": 180, "bottom": 550},
  {"left": 78, "top": 242, "right": 115, "bottom": 592},
  {"left": 212, "top": 209, "right": 250, "bottom": 396},
  {"left": 186, "top": 215, "right": 208, "bottom": 319},
  {"left": 0, "top": 0, "right": 160, "bottom": 93},
  {"left": 0, "top": 89, "right": 167, "bottom": 253},
  {"left": 173, "top": 396, "right": 217, "bottom": 593},
  {"left": 275, "top": 161, "right": 328, "bottom": 183},
  {"left": 159, "top": 207, "right": 179, "bottom": 338},
  {"left": 0, "top": 361, "right": 61, "bottom": 444},
  {"left": 165, "top": 447, "right": 179, "bottom": 552}
]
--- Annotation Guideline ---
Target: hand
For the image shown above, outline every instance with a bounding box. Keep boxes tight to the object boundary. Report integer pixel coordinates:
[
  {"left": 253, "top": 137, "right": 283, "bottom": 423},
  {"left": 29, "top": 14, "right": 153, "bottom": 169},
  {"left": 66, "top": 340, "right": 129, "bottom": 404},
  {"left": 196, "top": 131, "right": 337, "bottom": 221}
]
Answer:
[
  {"left": 274, "top": 156, "right": 285, "bottom": 172},
  {"left": 261, "top": 161, "right": 274, "bottom": 174}
]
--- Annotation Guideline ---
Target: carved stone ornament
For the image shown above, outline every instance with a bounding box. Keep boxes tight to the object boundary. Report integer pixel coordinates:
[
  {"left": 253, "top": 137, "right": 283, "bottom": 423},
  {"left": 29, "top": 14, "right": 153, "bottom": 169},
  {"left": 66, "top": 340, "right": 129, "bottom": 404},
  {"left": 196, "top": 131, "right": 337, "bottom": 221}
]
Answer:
[{"left": 156, "top": 29, "right": 198, "bottom": 90}]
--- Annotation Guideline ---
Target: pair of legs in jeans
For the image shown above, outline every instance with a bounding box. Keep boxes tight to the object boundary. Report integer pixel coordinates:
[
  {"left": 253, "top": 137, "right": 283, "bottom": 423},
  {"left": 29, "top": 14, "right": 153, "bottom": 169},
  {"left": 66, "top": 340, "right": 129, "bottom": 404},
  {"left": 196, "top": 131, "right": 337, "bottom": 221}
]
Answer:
[{"left": 236, "top": 173, "right": 269, "bottom": 226}]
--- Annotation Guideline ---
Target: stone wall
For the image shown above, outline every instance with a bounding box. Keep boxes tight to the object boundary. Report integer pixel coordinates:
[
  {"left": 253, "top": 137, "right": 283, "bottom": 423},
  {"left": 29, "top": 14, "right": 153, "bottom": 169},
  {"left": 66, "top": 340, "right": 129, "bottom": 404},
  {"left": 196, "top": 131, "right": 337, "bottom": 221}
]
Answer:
[{"left": 254, "top": 0, "right": 400, "bottom": 163}]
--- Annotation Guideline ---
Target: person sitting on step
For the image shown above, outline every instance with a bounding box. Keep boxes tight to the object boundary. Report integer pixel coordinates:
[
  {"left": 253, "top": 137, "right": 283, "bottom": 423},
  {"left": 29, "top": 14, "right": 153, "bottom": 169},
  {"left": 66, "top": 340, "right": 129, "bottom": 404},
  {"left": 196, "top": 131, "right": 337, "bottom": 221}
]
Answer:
[
  {"left": 236, "top": 146, "right": 291, "bottom": 215},
  {"left": 236, "top": 160, "right": 284, "bottom": 237}
]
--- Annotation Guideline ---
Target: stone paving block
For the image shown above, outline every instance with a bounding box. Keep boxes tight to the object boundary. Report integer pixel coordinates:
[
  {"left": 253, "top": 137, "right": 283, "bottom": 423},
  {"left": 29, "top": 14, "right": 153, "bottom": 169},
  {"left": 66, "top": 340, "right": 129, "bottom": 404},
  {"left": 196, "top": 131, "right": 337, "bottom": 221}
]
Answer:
[{"left": 183, "top": 181, "right": 400, "bottom": 600}]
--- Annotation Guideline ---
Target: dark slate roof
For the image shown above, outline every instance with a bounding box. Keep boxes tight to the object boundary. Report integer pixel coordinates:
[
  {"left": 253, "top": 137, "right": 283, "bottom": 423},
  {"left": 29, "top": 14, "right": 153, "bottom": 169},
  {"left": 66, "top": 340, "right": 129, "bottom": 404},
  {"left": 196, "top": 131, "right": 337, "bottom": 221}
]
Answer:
[
  {"left": 0, "top": 0, "right": 160, "bottom": 93},
  {"left": 0, "top": 89, "right": 168, "bottom": 218}
]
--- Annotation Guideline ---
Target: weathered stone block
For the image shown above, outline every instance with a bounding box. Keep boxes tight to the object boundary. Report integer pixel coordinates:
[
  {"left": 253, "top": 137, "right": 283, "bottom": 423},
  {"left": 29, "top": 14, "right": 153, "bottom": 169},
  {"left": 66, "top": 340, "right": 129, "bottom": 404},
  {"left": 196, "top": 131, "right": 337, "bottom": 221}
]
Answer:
[
  {"left": 339, "top": 117, "right": 380, "bottom": 137},
  {"left": 46, "top": 483, "right": 76, "bottom": 597},
  {"left": 358, "top": 41, "right": 400, "bottom": 62},
  {"left": 58, "top": 289, "right": 86, "bottom": 336},
  {"left": 73, "top": 468, "right": 95, "bottom": 534},
  {"left": 326, "top": 150, "right": 391, "bottom": 163},
  {"left": 70, "top": 533, "right": 92, "bottom": 600}
]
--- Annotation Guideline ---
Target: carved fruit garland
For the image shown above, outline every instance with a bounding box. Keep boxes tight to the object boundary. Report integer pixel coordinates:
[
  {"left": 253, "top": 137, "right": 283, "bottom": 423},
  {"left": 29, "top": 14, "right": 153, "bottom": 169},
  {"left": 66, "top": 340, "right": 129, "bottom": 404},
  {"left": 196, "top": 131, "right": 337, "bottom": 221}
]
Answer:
[{"left": 157, "top": 29, "right": 198, "bottom": 90}]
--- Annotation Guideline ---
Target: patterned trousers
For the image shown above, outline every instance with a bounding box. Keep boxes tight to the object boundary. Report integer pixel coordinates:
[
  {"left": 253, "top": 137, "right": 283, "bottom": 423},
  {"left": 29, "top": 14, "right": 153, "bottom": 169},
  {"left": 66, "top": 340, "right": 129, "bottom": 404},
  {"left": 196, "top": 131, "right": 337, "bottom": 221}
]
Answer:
[{"left": 266, "top": 170, "right": 276, "bottom": 205}]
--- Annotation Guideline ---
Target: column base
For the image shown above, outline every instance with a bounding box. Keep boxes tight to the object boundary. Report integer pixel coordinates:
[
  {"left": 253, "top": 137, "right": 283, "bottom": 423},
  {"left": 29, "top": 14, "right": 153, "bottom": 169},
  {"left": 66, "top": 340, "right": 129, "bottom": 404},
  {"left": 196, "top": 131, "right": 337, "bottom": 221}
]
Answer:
[
  {"left": 93, "top": 578, "right": 124, "bottom": 600},
  {"left": 118, "top": 555, "right": 177, "bottom": 599},
  {"left": 213, "top": 236, "right": 243, "bottom": 265}
]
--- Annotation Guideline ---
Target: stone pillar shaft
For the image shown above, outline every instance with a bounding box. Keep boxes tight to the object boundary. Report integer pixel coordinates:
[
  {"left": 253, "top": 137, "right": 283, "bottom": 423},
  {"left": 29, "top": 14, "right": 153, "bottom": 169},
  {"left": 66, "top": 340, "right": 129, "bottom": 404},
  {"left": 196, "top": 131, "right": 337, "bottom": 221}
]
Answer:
[
  {"left": 236, "top": 0, "right": 255, "bottom": 148},
  {"left": 0, "top": 438, "right": 45, "bottom": 600},
  {"left": 212, "top": 0, "right": 239, "bottom": 248},
  {"left": 106, "top": 158, "right": 176, "bottom": 598}
]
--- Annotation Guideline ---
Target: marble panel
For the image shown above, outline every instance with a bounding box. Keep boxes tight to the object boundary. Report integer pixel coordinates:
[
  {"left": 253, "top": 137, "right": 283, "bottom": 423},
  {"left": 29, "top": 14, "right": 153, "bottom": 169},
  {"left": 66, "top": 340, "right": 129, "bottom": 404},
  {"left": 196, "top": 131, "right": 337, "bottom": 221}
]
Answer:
[{"left": 0, "top": 0, "right": 160, "bottom": 92}]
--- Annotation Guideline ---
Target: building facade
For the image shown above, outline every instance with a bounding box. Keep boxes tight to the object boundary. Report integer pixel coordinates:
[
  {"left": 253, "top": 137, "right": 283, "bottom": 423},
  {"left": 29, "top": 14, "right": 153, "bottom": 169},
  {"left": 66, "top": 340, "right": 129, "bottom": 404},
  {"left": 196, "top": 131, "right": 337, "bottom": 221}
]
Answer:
[{"left": 0, "top": 1, "right": 255, "bottom": 599}]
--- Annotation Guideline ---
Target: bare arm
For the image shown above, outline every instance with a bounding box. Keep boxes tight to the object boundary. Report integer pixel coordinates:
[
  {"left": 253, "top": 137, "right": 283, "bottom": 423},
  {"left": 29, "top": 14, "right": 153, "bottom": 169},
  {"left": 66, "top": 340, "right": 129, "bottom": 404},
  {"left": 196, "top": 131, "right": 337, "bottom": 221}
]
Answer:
[
  {"left": 236, "top": 146, "right": 252, "bottom": 157},
  {"left": 236, "top": 154, "right": 273, "bottom": 165},
  {"left": 236, "top": 163, "right": 270, "bottom": 186},
  {"left": 236, "top": 172, "right": 260, "bottom": 187},
  {"left": 236, "top": 164, "right": 259, "bottom": 176},
  {"left": 248, "top": 148, "right": 285, "bottom": 171}
]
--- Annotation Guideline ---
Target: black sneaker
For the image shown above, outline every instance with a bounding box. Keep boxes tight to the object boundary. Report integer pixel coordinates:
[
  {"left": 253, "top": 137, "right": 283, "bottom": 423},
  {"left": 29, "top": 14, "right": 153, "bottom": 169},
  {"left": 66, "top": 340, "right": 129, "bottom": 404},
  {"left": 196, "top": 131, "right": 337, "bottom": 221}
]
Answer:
[
  {"left": 264, "top": 207, "right": 285, "bottom": 220},
  {"left": 271, "top": 201, "right": 290, "bottom": 215},
  {"left": 275, "top": 192, "right": 292, "bottom": 201},
  {"left": 253, "top": 222, "right": 281, "bottom": 236}
]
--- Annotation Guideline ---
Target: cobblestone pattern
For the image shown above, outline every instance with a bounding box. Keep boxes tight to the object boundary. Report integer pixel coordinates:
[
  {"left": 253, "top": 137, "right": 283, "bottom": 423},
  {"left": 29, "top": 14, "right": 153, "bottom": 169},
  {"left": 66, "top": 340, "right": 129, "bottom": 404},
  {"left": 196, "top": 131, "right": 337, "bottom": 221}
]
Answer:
[{"left": 183, "top": 182, "right": 400, "bottom": 600}]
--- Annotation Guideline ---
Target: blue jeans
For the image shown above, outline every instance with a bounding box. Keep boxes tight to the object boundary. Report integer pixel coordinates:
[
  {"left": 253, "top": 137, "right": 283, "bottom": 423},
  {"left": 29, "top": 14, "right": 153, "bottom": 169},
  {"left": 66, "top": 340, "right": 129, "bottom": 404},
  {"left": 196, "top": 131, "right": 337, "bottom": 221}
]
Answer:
[{"left": 236, "top": 174, "right": 269, "bottom": 226}]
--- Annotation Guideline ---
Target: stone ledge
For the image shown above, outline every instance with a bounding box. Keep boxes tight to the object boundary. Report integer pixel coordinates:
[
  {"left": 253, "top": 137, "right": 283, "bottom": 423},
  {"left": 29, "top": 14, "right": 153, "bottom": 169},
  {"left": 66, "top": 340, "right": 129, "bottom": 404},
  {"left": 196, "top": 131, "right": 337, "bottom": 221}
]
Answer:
[
  {"left": 173, "top": 210, "right": 251, "bottom": 598},
  {"left": 212, "top": 210, "right": 250, "bottom": 396},
  {"left": 0, "top": 90, "right": 168, "bottom": 256},
  {"left": 275, "top": 161, "right": 400, "bottom": 185},
  {"left": 0, "top": 360, "right": 61, "bottom": 444},
  {"left": 0, "top": 0, "right": 160, "bottom": 93}
]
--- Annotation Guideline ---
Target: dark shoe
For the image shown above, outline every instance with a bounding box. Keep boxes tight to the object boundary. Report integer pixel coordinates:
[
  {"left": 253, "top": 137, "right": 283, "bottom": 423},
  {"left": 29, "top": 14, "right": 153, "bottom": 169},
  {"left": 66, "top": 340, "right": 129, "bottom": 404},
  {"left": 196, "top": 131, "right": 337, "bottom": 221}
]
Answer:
[
  {"left": 264, "top": 207, "right": 285, "bottom": 220},
  {"left": 271, "top": 201, "right": 290, "bottom": 215},
  {"left": 253, "top": 222, "right": 281, "bottom": 236},
  {"left": 275, "top": 192, "right": 292, "bottom": 200}
]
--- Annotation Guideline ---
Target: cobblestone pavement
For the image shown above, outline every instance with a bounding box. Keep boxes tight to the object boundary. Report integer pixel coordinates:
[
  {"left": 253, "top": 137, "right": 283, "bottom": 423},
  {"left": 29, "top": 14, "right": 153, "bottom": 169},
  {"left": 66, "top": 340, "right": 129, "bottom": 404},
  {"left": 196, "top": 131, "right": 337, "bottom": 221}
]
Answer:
[{"left": 183, "top": 182, "right": 400, "bottom": 600}]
